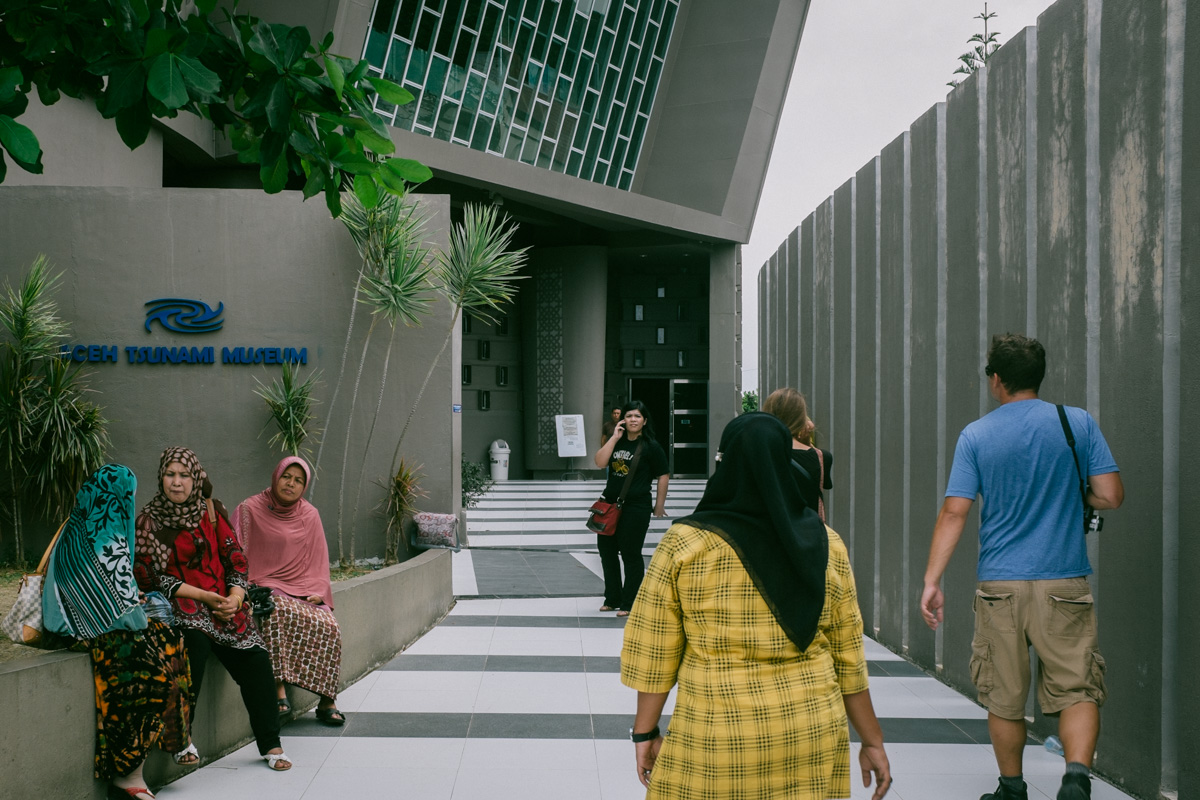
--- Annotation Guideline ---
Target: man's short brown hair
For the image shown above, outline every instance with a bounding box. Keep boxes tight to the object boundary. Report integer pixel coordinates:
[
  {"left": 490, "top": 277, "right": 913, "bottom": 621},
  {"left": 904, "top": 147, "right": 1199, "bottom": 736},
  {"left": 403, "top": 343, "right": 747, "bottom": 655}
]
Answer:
[{"left": 986, "top": 333, "right": 1046, "bottom": 394}]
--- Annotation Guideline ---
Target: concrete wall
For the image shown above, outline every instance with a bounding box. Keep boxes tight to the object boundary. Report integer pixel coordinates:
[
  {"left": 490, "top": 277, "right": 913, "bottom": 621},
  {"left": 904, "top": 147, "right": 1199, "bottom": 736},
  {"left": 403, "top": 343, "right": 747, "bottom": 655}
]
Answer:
[
  {"left": 0, "top": 186, "right": 459, "bottom": 564},
  {"left": 7, "top": 93, "right": 164, "bottom": 188},
  {"left": 462, "top": 302, "right": 525, "bottom": 477},
  {"left": 520, "top": 248, "right": 607, "bottom": 475},
  {"left": 0, "top": 548, "right": 453, "bottom": 800},
  {"left": 708, "top": 243, "right": 740, "bottom": 454},
  {"left": 756, "top": 1, "right": 1195, "bottom": 796}
]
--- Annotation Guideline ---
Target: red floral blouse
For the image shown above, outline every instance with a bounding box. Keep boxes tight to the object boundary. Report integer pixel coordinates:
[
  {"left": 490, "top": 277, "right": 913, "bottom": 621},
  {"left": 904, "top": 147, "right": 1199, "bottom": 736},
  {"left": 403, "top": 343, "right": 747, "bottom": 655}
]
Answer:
[{"left": 135, "top": 502, "right": 265, "bottom": 650}]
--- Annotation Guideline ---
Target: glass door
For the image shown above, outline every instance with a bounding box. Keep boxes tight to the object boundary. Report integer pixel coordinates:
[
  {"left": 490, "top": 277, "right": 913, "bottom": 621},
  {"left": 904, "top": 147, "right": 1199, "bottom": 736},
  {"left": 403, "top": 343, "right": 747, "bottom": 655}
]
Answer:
[{"left": 671, "top": 379, "right": 708, "bottom": 478}]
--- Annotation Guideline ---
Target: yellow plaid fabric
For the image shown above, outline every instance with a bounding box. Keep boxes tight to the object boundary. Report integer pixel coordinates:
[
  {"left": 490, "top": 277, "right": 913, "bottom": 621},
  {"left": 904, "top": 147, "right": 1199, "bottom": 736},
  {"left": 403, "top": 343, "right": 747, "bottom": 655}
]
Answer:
[{"left": 621, "top": 524, "right": 868, "bottom": 800}]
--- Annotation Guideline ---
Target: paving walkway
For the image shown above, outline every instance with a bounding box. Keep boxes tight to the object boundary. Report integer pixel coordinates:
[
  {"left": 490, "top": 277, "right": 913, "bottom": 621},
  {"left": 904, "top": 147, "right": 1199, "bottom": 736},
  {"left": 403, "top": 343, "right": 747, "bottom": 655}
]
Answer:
[{"left": 162, "top": 480, "right": 1137, "bottom": 800}]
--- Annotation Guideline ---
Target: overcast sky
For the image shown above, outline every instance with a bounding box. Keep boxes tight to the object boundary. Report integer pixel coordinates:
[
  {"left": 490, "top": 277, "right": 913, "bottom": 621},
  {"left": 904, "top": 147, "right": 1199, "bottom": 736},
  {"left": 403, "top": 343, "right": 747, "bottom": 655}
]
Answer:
[{"left": 741, "top": 0, "right": 1057, "bottom": 392}]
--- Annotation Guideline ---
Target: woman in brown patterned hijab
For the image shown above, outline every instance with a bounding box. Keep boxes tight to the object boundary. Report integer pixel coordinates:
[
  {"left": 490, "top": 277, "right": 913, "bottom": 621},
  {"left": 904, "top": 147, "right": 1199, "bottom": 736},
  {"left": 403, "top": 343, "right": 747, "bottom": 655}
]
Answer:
[{"left": 134, "top": 447, "right": 293, "bottom": 772}]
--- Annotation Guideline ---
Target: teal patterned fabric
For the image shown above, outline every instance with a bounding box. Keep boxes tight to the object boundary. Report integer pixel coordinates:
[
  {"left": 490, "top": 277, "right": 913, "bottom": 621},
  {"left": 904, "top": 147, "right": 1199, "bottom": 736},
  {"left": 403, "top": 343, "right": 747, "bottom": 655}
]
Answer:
[{"left": 44, "top": 465, "right": 148, "bottom": 639}]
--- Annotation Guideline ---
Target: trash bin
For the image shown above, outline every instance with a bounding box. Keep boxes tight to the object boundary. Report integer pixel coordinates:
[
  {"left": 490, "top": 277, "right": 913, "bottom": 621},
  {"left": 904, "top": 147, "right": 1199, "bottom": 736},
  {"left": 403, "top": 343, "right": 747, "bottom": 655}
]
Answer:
[{"left": 489, "top": 439, "right": 511, "bottom": 481}]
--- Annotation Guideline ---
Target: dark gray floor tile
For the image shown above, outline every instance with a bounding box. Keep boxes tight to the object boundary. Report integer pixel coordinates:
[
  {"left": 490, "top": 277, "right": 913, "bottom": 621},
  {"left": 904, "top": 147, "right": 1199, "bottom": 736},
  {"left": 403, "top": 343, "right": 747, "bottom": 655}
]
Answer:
[
  {"left": 381, "top": 654, "right": 488, "bottom": 671},
  {"left": 482, "top": 655, "right": 587, "bottom": 672},
  {"left": 467, "top": 713, "right": 593, "bottom": 739},
  {"left": 578, "top": 616, "right": 628, "bottom": 628},
  {"left": 591, "top": 714, "right": 672, "bottom": 739},
  {"left": 583, "top": 656, "right": 623, "bottom": 672},
  {"left": 848, "top": 718, "right": 994, "bottom": 744},
  {"left": 292, "top": 712, "right": 473, "bottom": 738},
  {"left": 867, "top": 660, "right": 928, "bottom": 677},
  {"left": 439, "top": 615, "right": 500, "bottom": 627},
  {"left": 281, "top": 715, "right": 347, "bottom": 737}
]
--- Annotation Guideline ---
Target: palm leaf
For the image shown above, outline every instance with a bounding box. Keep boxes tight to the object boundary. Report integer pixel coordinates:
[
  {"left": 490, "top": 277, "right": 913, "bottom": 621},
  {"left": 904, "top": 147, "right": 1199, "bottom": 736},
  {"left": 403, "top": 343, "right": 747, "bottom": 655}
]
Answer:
[{"left": 434, "top": 203, "right": 529, "bottom": 324}]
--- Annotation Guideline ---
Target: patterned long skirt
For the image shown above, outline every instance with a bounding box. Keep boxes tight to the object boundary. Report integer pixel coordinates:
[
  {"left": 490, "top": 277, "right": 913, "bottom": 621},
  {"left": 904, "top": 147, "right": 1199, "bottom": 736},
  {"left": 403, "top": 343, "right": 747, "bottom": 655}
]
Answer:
[
  {"left": 90, "top": 620, "right": 192, "bottom": 779},
  {"left": 259, "top": 594, "right": 341, "bottom": 699}
]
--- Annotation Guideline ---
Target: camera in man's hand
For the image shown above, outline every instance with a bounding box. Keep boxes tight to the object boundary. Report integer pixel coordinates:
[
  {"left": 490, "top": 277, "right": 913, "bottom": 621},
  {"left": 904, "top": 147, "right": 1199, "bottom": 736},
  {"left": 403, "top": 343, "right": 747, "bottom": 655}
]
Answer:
[{"left": 1085, "top": 506, "right": 1103, "bottom": 535}]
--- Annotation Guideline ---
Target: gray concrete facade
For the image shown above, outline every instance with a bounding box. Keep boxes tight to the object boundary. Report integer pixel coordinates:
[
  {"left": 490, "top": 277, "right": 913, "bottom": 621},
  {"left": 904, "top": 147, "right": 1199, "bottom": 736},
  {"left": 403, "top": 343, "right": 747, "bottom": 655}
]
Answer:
[
  {"left": 757, "top": 0, "right": 1196, "bottom": 795},
  {"left": 0, "top": 186, "right": 459, "bottom": 563}
]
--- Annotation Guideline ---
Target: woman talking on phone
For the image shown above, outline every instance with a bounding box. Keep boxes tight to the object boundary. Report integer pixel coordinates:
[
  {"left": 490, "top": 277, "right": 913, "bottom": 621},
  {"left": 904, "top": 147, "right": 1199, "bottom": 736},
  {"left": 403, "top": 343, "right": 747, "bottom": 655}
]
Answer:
[{"left": 593, "top": 401, "right": 669, "bottom": 616}]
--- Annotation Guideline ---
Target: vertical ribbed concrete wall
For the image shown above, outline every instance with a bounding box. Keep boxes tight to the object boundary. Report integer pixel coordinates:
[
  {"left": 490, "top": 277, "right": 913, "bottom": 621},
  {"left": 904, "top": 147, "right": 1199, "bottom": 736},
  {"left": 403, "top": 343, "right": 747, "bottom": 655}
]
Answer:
[{"left": 757, "top": 0, "right": 1194, "bottom": 796}]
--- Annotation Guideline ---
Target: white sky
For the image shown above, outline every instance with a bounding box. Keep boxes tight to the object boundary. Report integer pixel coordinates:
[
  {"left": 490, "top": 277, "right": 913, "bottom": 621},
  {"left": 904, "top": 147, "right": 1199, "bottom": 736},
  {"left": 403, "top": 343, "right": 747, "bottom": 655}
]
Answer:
[{"left": 741, "top": 0, "right": 1057, "bottom": 392}]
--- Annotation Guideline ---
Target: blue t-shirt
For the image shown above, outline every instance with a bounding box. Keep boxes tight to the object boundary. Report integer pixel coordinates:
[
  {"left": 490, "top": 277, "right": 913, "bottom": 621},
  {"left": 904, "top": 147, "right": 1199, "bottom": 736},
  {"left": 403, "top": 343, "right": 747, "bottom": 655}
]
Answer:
[{"left": 945, "top": 399, "right": 1118, "bottom": 581}]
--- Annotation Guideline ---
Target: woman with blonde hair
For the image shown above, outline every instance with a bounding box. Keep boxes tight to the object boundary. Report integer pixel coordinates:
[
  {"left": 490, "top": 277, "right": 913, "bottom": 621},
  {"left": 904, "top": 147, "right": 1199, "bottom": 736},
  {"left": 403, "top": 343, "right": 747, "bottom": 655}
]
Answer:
[{"left": 762, "top": 387, "right": 833, "bottom": 522}]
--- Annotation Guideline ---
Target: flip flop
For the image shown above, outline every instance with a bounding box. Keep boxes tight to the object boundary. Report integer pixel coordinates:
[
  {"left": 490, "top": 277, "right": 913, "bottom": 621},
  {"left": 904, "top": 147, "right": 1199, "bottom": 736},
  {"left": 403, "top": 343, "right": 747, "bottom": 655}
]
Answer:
[
  {"left": 316, "top": 706, "right": 346, "bottom": 726},
  {"left": 264, "top": 752, "right": 292, "bottom": 771},
  {"left": 599, "top": 605, "right": 615, "bottom": 612},
  {"left": 616, "top": 610, "right": 630, "bottom": 617},
  {"left": 173, "top": 742, "right": 199, "bottom": 765}
]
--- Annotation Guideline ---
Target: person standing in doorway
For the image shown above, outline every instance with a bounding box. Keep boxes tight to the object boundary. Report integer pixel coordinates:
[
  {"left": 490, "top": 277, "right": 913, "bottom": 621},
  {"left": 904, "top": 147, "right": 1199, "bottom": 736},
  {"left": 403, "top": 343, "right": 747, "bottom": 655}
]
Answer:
[
  {"left": 600, "top": 406, "right": 623, "bottom": 448},
  {"left": 594, "top": 401, "right": 669, "bottom": 616},
  {"left": 920, "top": 334, "right": 1123, "bottom": 800}
]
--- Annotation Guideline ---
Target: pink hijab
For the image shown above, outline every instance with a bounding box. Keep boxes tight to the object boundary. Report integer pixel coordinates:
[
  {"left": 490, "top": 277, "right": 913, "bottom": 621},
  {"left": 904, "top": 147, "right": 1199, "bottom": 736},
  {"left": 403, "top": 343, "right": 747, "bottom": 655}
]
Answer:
[{"left": 234, "top": 456, "right": 334, "bottom": 608}]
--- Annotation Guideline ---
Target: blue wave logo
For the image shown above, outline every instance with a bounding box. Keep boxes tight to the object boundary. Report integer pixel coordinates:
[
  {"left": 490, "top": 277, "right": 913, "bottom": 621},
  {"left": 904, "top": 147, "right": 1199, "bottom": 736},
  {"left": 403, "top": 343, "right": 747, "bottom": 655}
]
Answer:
[{"left": 144, "top": 299, "right": 225, "bottom": 334}]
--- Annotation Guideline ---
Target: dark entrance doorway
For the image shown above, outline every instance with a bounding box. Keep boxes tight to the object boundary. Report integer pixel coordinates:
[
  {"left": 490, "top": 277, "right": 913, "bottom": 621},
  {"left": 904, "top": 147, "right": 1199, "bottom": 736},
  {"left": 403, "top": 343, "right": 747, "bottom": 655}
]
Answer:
[
  {"left": 627, "top": 377, "right": 709, "bottom": 477},
  {"left": 627, "top": 378, "right": 670, "bottom": 452}
]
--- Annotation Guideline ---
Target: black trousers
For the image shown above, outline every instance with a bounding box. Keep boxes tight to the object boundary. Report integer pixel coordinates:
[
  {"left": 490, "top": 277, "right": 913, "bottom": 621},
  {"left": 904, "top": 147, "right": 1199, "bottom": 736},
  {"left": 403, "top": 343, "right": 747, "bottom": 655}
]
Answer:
[
  {"left": 183, "top": 628, "right": 282, "bottom": 755},
  {"left": 598, "top": 505, "right": 652, "bottom": 611}
]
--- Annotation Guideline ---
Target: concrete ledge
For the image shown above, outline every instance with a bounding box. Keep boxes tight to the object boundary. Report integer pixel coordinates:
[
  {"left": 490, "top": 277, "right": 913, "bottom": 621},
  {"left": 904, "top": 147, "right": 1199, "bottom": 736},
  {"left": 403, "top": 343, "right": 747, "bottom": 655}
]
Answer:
[{"left": 1, "top": 548, "right": 453, "bottom": 799}]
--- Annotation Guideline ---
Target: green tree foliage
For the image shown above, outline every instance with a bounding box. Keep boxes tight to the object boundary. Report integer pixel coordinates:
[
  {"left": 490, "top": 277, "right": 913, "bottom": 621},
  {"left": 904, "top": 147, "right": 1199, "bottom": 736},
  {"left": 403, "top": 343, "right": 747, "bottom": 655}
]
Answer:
[
  {"left": 0, "top": 0, "right": 431, "bottom": 214},
  {"left": 741, "top": 390, "right": 758, "bottom": 414},
  {"left": 461, "top": 460, "right": 493, "bottom": 510},
  {"left": 338, "top": 192, "right": 434, "bottom": 566},
  {"left": 0, "top": 256, "right": 109, "bottom": 564},
  {"left": 253, "top": 362, "right": 321, "bottom": 458},
  {"left": 389, "top": 204, "right": 529, "bottom": 475},
  {"left": 383, "top": 459, "right": 426, "bottom": 565},
  {"left": 949, "top": 3, "right": 1001, "bottom": 87}
]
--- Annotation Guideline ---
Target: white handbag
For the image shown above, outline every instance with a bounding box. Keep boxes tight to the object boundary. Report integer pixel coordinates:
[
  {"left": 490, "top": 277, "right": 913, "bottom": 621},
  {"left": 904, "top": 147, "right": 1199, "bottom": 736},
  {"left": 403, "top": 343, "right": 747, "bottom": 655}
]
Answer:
[{"left": 1, "top": 520, "right": 69, "bottom": 649}]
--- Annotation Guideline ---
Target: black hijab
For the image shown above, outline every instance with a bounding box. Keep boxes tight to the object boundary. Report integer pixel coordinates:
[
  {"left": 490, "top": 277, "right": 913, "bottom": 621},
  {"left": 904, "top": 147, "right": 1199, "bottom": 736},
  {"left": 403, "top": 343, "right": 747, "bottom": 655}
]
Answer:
[{"left": 678, "top": 412, "right": 829, "bottom": 651}]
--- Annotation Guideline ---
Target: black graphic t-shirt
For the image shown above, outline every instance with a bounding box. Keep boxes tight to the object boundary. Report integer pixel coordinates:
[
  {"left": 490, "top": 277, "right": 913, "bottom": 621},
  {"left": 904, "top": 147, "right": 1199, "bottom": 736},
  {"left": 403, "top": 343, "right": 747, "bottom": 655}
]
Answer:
[{"left": 603, "top": 435, "right": 669, "bottom": 509}]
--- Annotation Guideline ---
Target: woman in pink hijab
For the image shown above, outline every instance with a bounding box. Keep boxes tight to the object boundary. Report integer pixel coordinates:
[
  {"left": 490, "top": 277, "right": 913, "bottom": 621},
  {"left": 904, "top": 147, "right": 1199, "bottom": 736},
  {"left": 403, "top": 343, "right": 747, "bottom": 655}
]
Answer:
[{"left": 234, "top": 456, "right": 345, "bottom": 725}]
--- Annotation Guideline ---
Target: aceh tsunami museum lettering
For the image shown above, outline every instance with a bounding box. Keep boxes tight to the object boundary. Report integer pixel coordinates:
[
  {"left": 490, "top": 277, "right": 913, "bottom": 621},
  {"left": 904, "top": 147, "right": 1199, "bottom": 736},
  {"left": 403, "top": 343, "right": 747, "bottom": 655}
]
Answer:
[{"left": 58, "top": 298, "right": 308, "bottom": 367}]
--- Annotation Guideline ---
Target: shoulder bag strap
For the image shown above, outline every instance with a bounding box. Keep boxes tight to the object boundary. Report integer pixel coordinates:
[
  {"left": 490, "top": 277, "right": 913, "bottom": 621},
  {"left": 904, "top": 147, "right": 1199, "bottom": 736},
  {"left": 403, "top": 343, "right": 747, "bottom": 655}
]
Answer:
[
  {"left": 615, "top": 440, "right": 645, "bottom": 508},
  {"left": 1056, "top": 404, "right": 1088, "bottom": 505},
  {"left": 789, "top": 454, "right": 813, "bottom": 483},
  {"left": 34, "top": 518, "right": 70, "bottom": 577}
]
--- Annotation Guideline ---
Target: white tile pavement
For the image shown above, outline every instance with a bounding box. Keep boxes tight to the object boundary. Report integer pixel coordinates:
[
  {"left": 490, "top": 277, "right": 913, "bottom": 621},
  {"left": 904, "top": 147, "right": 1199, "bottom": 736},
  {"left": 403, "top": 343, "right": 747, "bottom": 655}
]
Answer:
[{"left": 160, "top": 480, "right": 1138, "bottom": 800}]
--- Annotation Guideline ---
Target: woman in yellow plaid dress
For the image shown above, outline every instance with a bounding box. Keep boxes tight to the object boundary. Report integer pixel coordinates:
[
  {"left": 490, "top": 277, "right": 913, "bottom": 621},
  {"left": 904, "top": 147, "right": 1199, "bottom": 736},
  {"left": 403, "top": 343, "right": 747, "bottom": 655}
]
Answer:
[{"left": 621, "top": 413, "right": 892, "bottom": 799}]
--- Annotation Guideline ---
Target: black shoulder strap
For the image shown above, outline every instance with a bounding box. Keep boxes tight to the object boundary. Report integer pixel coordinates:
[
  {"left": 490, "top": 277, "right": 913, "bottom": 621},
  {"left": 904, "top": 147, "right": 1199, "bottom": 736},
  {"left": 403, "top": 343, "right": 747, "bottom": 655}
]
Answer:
[
  {"left": 1056, "top": 404, "right": 1087, "bottom": 505},
  {"left": 790, "top": 458, "right": 813, "bottom": 483}
]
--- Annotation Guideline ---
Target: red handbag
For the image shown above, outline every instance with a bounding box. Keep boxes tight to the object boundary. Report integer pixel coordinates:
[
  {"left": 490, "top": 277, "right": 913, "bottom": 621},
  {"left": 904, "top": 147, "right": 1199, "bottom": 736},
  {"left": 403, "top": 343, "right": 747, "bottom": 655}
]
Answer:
[
  {"left": 586, "top": 500, "right": 621, "bottom": 535},
  {"left": 586, "top": 440, "right": 644, "bottom": 536}
]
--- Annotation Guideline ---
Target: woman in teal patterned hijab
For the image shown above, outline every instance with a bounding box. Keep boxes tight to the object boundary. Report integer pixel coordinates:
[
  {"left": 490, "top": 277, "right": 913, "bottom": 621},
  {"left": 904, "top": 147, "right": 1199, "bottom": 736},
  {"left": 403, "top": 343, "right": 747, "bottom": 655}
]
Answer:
[
  {"left": 42, "top": 464, "right": 193, "bottom": 799},
  {"left": 44, "top": 464, "right": 146, "bottom": 638}
]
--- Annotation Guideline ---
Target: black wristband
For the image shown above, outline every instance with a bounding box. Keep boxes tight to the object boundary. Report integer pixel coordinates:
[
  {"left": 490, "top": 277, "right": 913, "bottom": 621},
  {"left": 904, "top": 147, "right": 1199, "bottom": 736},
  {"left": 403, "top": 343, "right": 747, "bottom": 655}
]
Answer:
[{"left": 630, "top": 726, "right": 659, "bottom": 743}]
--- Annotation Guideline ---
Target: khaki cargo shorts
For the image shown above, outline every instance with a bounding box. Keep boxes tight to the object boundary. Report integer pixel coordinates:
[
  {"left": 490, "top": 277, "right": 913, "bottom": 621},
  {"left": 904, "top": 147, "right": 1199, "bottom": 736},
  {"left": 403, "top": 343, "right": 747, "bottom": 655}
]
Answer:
[{"left": 970, "top": 577, "right": 1108, "bottom": 720}]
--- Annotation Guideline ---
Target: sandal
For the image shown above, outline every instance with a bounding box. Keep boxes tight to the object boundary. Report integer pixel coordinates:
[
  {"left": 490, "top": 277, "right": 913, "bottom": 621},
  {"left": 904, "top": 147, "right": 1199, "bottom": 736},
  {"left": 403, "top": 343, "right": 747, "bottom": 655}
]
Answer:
[
  {"left": 108, "top": 787, "right": 155, "bottom": 800},
  {"left": 173, "top": 742, "right": 199, "bottom": 765},
  {"left": 277, "top": 697, "right": 292, "bottom": 717},
  {"left": 263, "top": 751, "right": 293, "bottom": 771},
  {"left": 616, "top": 610, "right": 630, "bottom": 617},
  {"left": 598, "top": 605, "right": 615, "bottom": 612},
  {"left": 316, "top": 706, "right": 346, "bottom": 726}
]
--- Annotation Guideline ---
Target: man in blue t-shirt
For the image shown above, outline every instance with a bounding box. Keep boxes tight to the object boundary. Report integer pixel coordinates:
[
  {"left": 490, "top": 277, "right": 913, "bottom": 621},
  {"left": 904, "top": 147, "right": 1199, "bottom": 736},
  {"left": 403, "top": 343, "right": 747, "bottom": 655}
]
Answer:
[{"left": 920, "top": 334, "right": 1123, "bottom": 800}]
